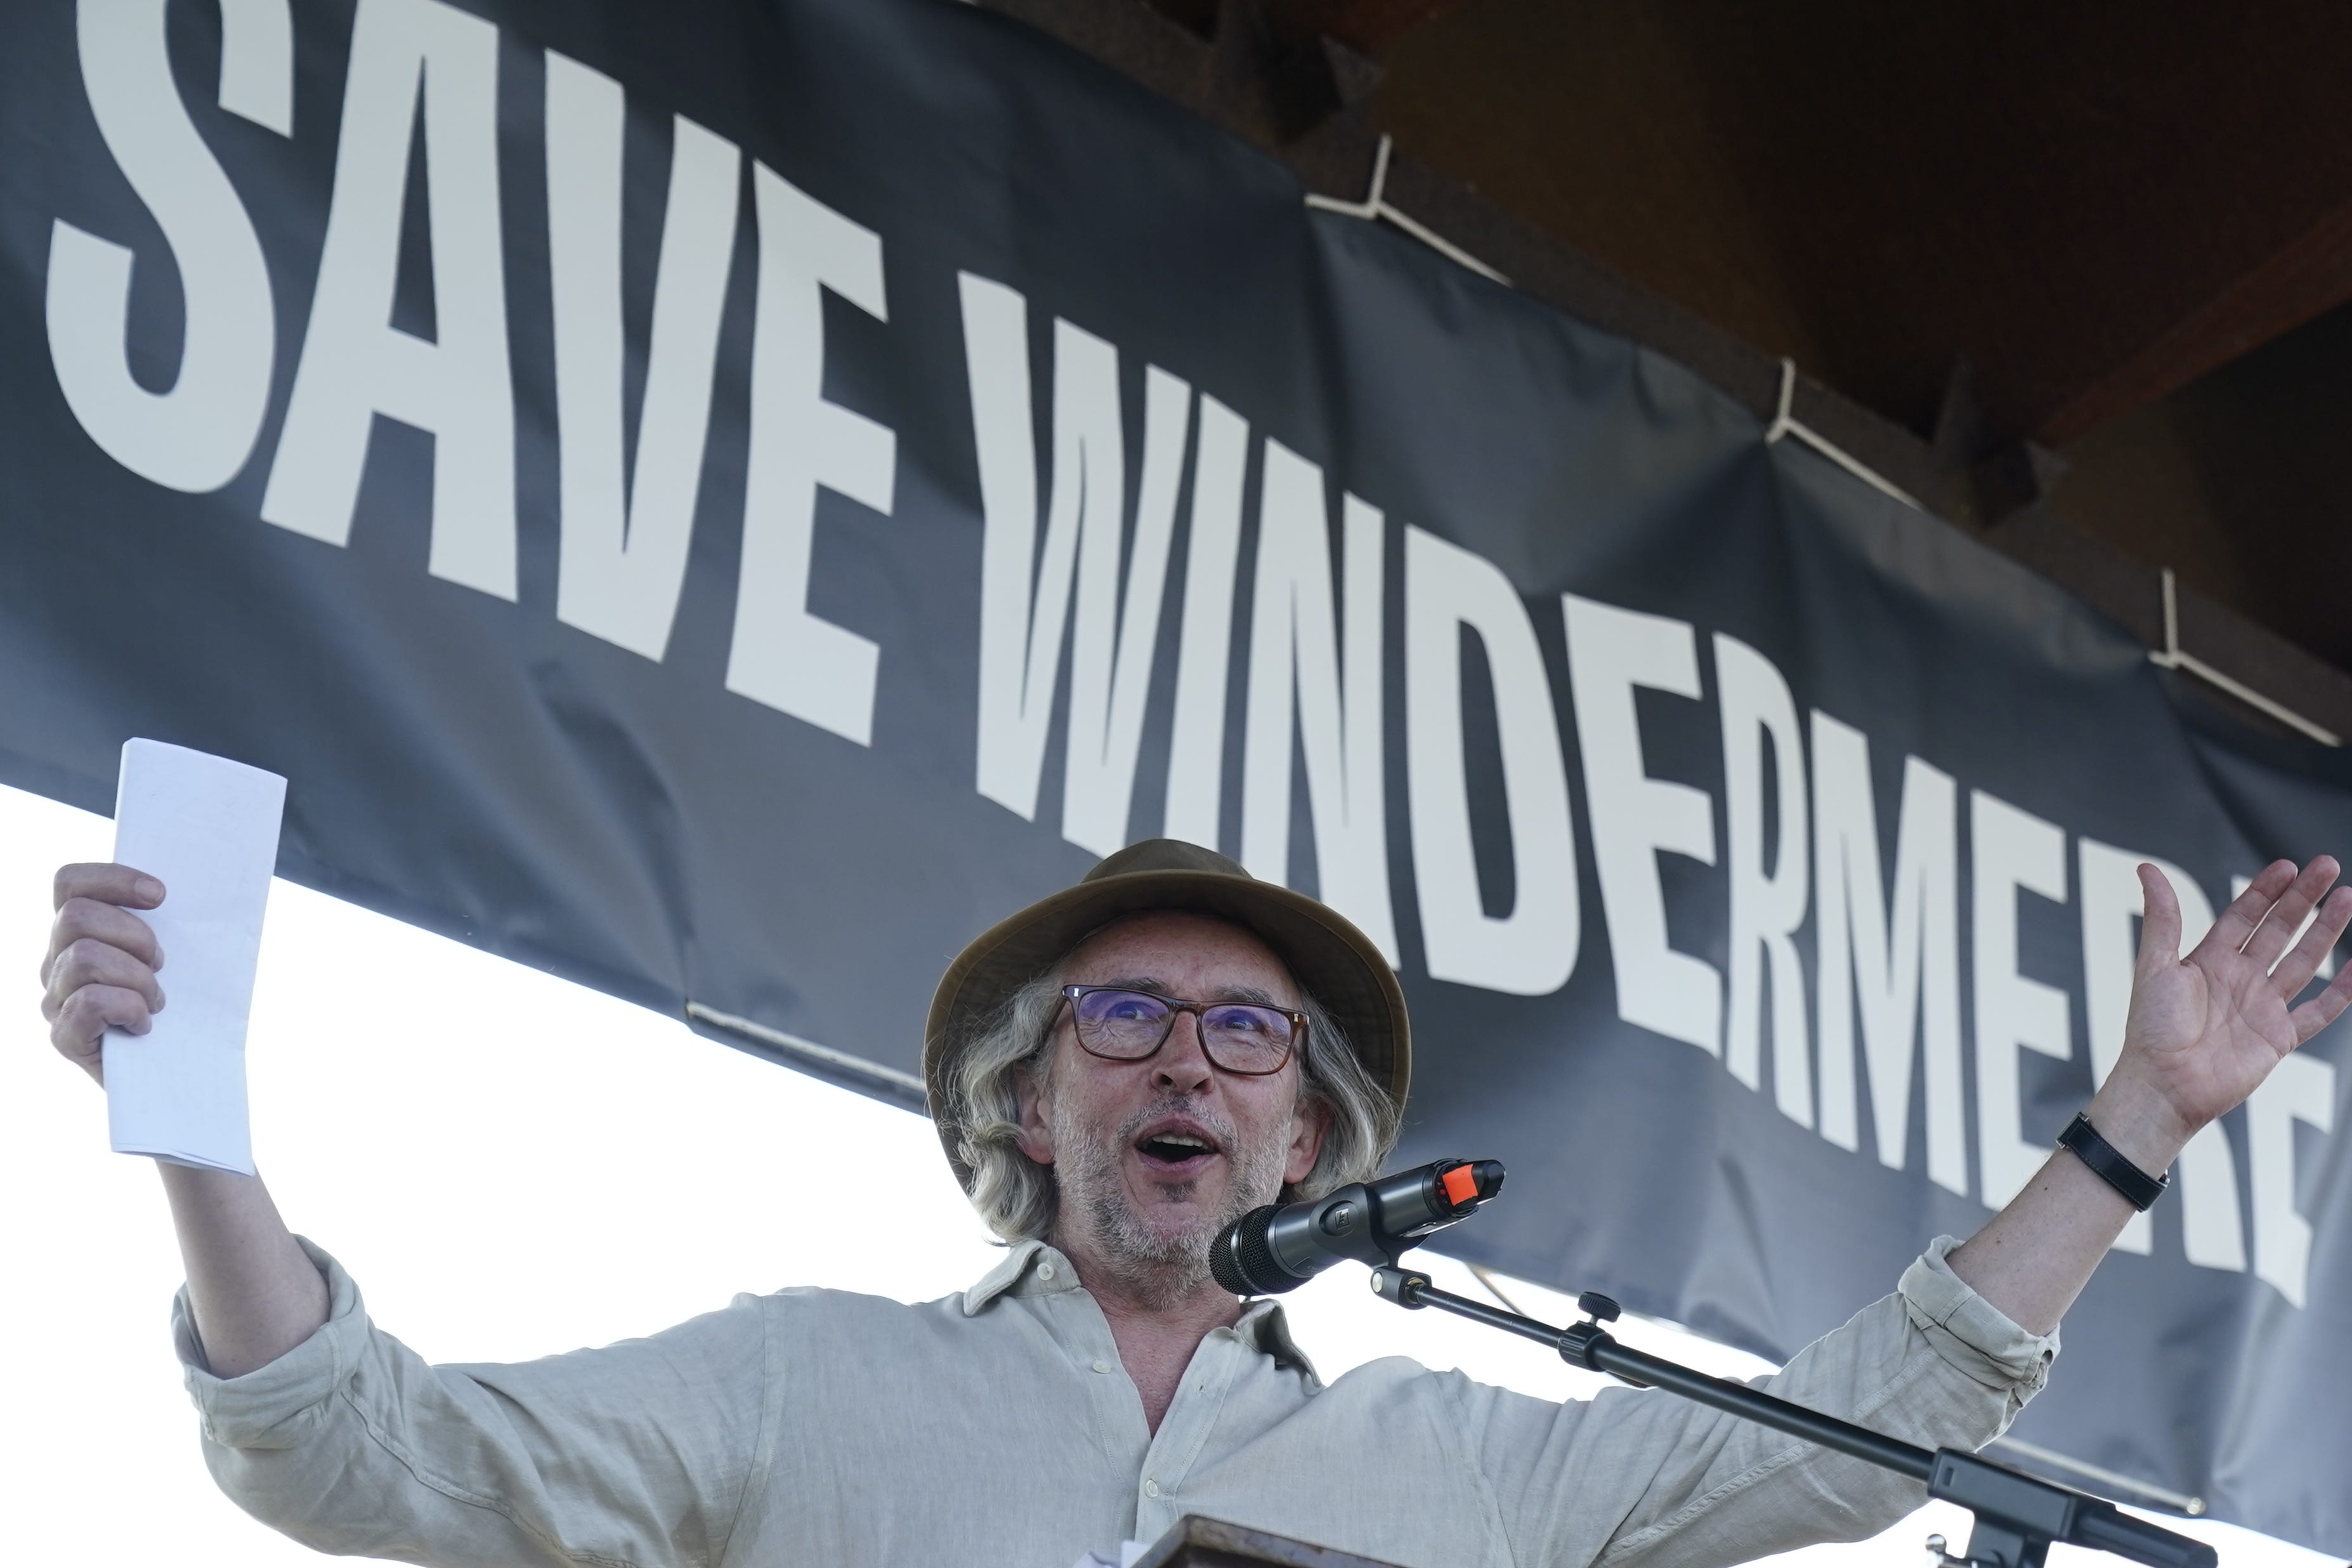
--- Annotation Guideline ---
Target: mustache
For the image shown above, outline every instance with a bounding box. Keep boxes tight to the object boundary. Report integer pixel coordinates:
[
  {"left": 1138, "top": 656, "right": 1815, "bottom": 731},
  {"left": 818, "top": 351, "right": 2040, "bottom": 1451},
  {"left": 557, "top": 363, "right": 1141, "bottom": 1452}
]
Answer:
[{"left": 1114, "top": 1095, "right": 1238, "bottom": 1151}]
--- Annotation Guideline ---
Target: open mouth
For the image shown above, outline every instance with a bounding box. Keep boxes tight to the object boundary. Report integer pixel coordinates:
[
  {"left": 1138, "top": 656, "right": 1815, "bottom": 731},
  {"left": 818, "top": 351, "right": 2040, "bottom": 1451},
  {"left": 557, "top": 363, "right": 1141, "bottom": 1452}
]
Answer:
[{"left": 1132, "top": 1121, "right": 1222, "bottom": 1175}]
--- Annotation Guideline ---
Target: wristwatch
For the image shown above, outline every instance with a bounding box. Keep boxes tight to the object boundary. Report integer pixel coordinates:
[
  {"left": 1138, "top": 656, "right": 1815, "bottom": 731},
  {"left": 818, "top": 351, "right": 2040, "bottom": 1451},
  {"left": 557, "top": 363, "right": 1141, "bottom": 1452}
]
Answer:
[{"left": 2056, "top": 1112, "right": 2170, "bottom": 1211}]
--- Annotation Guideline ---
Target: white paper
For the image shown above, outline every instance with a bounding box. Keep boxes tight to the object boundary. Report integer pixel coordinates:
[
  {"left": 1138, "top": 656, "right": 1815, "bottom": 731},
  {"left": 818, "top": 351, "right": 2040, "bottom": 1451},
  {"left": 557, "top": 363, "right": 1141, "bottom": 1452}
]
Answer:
[{"left": 103, "top": 739, "right": 285, "bottom": 1174}]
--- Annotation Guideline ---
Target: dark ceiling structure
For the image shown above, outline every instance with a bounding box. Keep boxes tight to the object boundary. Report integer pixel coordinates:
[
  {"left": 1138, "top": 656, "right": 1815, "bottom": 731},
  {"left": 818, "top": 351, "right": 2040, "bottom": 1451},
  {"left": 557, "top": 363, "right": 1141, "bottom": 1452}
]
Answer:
[
  {"left": 1366, "top": 0, "right": 2352, "bottom": 445},
  {"left": 983, "top": 0, "right": 2352, "bottom": 736},
  {"left": 1362, "top": 0, "right": 2352, "bottom": 669}
]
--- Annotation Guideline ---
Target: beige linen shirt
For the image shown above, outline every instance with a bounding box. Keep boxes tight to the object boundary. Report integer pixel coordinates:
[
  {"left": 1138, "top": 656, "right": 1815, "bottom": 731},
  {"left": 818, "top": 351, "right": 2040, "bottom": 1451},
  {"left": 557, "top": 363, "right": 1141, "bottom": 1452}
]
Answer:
[{"left": 176, "top": 1234, "right": 2055, "bottom": 1568}]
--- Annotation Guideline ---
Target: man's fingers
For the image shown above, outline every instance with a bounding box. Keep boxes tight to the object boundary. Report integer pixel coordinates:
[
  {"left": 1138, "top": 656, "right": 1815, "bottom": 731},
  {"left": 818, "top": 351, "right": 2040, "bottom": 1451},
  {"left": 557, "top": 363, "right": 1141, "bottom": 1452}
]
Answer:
[
  {"left": 2269, "top": 884, "right": 2352, "bottom": 1002},
  {"left": 47, "top": 1002, "right": 108, "bottom": 1080},
  {"left": 38, "top": 863, "right": 167, "bottom": 1090},
  {"left": 41, "top": 896, "right": 162, "bottom": 986},
  {"left": 50, "top": 983, "right": 154, "bottom": 1066},
  {"left": 41, "top": 936, "right": 164, "bottom": 1022},
  {"left": 53, "top": 861, "right": 164, "bottom": 913},
  {"left": 2135, "top": 863, "right": 2183, "bottom": 976},
  {"left": 2244, "top": 856, "right": 2342, "bottom": 972},
  {"left": 2287, "top": 960, "right": 2352, "bottom": 1045},
  {"left": 2200, "top": 859, "right": 2297, "bottom": 961}
]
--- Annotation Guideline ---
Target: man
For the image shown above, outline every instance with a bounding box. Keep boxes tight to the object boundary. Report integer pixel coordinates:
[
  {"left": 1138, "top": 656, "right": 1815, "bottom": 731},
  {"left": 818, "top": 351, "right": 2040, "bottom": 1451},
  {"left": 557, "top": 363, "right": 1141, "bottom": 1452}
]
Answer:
[{"left": 41, "top": 837, "right": 2352, "bottom": 1567}]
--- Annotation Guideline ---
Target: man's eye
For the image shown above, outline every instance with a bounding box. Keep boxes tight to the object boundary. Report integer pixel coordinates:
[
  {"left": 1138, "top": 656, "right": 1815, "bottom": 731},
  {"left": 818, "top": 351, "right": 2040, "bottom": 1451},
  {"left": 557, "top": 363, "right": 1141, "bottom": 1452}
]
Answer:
[
  {"left": 1104, "top": 995, "right": 1157, "bottom": 1019},
  {"left": 1208, "top": 1007, "right": 1270, "bottom": 1035}
]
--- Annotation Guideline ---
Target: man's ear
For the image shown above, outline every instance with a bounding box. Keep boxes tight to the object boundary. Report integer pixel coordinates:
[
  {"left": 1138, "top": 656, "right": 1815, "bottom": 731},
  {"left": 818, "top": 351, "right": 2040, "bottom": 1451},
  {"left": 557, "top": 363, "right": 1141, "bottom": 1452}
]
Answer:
[
  {"left": 1014, "top": 1053, "right": 1056, "bottom": 1166},
  {"left": 1284, "top": 1091, "right": 1330, "bottom": 1186}
]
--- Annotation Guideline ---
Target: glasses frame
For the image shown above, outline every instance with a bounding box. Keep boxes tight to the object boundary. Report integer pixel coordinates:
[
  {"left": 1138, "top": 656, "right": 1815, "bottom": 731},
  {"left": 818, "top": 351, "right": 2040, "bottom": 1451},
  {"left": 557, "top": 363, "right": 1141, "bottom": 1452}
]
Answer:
[{"left": 1056, "top": 984, "right": 1307, "bottom": 1077}]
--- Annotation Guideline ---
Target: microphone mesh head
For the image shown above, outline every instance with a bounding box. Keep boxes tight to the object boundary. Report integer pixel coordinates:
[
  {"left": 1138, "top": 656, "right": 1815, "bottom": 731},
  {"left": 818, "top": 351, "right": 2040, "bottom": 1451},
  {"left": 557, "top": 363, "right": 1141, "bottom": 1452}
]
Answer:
[
  {"left": 1208, "top": 1224, "right": 1251, "bottom": 1294},
  {"left": 1209, "top": 1206, "right": 1297, "bottom": 1295}
]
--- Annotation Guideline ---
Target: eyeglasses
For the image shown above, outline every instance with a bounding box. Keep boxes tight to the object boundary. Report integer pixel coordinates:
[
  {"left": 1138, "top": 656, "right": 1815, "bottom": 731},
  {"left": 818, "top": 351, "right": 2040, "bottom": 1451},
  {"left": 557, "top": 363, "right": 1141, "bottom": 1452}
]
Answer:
[{"left": 1057, "top": 986, "right": 1306, "bottom": 1076}]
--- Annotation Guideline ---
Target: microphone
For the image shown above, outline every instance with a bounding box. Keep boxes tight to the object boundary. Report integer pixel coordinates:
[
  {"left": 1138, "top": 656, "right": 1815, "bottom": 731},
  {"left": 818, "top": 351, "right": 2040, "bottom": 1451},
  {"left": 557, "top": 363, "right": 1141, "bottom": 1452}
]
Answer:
[{"left": 1210, "top": 1158, "right": 1505, "bottom": 1295}]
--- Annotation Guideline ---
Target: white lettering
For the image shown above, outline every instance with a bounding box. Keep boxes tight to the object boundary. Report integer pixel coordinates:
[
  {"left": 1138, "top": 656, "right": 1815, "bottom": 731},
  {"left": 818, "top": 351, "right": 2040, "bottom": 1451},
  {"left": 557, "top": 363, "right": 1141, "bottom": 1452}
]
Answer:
[
  {"left": 1241, "top": 442, "right": 1397, "bottom": 962},
  {"left": 2249, "top": 1052, "right": 2336, "bottom": 1306},
  {"left": 1972, "top": 790, "right": 2072, "bottom": 1210},
  {"left": 1716, "top": 634, "right": 1810, "bottom": 1125},
  {"left": 1161, "top": 395, "right": 1249, "bottom": 849},
  {"left": 47, "top": 0, "right": 289, "bottom": 492},
  {"left": 546, "top": 51, "right": 740, "bottom": 662},
  {"left": 1062, "top": 367, "right": 1187, "bottom": 856},
  {"left": 261, "top": 0, "right": 516, "bottom": 598},
  {"left": 722, "top": 166, "right": 894, "bottom": 743},
  {"left": 1404, "top": 527, "right": 1579, "bottom": 995},
  {"left": 1562, "top": 594, "right": 1718, "bottom": 1053},
  {"left": 964, "top": 292, "right": 1113, "bottom": 813},
  {"left": 965, "top": 275, "right": 1063, "bottom": 816},
  {"left": 964, "top": 280, "right": 1185, "bottom": 835},
  {"left": 1812, "top": 713, "right": 1966, "bottom": 1194}
]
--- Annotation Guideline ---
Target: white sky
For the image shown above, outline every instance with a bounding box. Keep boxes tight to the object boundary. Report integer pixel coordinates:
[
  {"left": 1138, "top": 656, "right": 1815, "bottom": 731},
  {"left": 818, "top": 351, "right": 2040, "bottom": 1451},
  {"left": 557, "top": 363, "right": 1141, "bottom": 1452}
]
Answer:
[{"left": 0, "top": 780, "right": 2324, "bottom": 1568}]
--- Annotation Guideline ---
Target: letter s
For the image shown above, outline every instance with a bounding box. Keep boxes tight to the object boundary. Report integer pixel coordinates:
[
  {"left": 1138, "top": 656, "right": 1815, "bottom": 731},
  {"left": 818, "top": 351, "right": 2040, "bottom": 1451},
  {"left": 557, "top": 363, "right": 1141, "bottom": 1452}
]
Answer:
[{"left": 46, "top": 0, "right": 291, "bottom": 492}]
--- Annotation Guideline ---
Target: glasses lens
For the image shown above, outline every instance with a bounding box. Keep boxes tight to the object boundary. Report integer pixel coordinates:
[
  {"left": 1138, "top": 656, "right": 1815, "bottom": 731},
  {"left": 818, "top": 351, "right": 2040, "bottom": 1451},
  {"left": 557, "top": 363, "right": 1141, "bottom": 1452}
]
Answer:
[
  {"left": 1072, "top": 989, "right": 1173, "bottom": 1058},
  {"left": 1200, "top": 1004, "right": 1295, "bottom": 1075}
]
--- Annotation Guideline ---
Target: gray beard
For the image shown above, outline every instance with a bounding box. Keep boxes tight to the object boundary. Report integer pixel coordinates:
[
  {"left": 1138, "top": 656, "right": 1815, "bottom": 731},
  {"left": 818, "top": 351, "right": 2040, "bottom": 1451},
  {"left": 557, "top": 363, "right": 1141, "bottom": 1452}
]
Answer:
[{"left": 1051, "top": 1093, "right": 1289, "bottom": 1308}]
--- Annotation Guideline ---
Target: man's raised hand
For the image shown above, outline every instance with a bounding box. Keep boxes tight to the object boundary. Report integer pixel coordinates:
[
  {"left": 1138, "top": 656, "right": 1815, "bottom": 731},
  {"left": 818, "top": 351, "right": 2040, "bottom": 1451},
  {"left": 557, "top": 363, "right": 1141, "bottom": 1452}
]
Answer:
[
  {"left": 2118, "top": 856, "right": 2352, "bottom": 1155},
  {"left": 44, "top": 861, "right": 327, "bottom": 1371},
  {"left": 41, "top": 861, "right": 168, "bottom": 1083}
]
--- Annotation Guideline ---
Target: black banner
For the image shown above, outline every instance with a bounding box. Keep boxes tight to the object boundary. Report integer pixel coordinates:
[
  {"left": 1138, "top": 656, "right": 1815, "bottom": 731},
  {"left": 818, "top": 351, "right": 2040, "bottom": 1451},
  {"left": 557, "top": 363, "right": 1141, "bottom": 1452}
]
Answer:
[{"left": 3, "top": 0, "right": 2346, "bottom": 1550}]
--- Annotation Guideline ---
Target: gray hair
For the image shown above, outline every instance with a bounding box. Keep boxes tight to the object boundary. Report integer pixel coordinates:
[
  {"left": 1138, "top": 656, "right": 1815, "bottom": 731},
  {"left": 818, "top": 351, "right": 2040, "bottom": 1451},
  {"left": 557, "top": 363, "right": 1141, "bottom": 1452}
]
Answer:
[{"left": 947, "top": 958, "right": 1402, "bottom": 1244}]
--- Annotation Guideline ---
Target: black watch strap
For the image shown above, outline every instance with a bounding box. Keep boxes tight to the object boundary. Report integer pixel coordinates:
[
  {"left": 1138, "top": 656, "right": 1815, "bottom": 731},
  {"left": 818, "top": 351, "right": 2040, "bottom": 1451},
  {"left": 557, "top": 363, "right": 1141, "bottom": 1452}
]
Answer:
[{"left": 2056, "top": 1112, "right": 2169, "bottom": 1211}]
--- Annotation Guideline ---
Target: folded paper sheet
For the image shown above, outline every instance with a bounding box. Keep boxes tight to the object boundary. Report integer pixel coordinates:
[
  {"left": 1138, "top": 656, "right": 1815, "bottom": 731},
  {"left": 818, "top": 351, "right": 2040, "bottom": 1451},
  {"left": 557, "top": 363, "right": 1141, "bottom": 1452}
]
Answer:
[{"left": 103, "top": 739, "right": 285, "bottom": 1174}]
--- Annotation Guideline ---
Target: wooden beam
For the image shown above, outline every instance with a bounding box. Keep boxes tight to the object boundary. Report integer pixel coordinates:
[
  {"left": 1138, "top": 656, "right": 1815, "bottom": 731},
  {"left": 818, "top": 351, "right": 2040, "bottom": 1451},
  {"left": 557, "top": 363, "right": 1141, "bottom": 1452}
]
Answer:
[
  {"left": 1142, "top": 0, "right": 1467, "bottom": 54},
  {"left": 1271, "top": 0, "right": 1471, "bottom": 53},
  {"left": 2037, "top": 197, "right": 2352, "bottom": 443}
]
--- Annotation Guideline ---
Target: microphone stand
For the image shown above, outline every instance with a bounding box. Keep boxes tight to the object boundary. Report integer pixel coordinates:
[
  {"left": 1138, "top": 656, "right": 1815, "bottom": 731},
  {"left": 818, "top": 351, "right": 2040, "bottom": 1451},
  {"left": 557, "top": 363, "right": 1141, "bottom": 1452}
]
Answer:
[{"left": 1364, "top": 1264, "right": 2216, "bottom": 1568}]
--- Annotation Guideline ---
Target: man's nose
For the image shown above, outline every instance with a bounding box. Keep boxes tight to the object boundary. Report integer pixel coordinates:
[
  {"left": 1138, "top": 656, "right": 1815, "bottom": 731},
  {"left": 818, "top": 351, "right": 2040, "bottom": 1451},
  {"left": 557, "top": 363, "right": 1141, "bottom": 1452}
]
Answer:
[{"left": 1154, "top": 1009, "right": 1215, "bottom": 1092}]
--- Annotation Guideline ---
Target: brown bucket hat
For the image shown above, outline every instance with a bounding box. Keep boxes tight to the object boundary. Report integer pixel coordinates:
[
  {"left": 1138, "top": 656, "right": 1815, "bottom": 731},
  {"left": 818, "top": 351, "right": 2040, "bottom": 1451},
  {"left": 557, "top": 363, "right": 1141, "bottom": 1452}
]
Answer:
[{"left": 923, "top": 837, "right": 1411, "bottom": 1190}]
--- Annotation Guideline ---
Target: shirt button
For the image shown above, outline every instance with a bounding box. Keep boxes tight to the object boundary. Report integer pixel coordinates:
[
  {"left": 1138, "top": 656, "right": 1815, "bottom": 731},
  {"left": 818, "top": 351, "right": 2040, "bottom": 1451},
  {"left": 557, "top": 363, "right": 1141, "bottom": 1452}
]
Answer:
[
  {"left": 1038, "top": 1263, "right": 1055, "bottom": 1282},
  {"left": 1091, "top": 1359, "right": 1111, "bottom": 1375},
  {"left": 1143, "top": 1479, "right": 1160, "bottom": 1499}
]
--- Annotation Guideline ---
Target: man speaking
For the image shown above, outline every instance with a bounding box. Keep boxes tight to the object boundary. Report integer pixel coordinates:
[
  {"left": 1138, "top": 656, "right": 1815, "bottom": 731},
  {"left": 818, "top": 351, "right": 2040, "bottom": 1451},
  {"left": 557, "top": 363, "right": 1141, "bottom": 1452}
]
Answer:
[{"left": 39, "top": 837, "right": 2352, "bottom": 1566}]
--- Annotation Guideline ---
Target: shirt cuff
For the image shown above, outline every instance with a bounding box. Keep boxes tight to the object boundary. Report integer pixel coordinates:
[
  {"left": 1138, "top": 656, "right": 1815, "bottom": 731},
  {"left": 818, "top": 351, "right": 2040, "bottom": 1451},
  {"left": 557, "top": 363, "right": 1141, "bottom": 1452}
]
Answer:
[
  {"left": 173, "top": 1234, "right": 369, "bottom": 1451},
  {"left": 1898, "top": 1234, "right": 2060, "bottom": 1397}
]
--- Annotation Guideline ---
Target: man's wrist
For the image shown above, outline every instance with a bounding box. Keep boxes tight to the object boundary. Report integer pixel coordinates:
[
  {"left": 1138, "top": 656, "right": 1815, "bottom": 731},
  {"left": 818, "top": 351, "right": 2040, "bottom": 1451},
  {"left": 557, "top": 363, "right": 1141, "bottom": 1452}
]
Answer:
[
  {"left": 2081, "top": 1076, "right": 2194, "bottom": 1176},
  {"left": 2057, "top": 1114, "right": 2168, "bottom": 1210}
]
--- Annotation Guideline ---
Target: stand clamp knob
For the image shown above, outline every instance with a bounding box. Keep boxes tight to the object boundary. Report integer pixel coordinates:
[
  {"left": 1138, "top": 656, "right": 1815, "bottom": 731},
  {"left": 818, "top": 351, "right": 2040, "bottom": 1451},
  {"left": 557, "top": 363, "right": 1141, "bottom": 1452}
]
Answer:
[
  {"left": 1923, "top": 1533, "right": 1967, "bottom": 1568},
  {"left": 1560, "top": 1291, "right": 1649, "bottom": 1388}
]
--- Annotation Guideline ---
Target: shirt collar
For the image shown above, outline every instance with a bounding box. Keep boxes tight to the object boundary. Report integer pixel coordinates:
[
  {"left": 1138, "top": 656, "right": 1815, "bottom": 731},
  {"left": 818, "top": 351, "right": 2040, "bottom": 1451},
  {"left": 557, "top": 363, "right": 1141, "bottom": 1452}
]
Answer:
[
  {"left": 962, "top": 1239, "right": 1062, "bottom": 1315},
  {"left": 960, "top": 1242, "right": 1321, "bottom": 1382}
]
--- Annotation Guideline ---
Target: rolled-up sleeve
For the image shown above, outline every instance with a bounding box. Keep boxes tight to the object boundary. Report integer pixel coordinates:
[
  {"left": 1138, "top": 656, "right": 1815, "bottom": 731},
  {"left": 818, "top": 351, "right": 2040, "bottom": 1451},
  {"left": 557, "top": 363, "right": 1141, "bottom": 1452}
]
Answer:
[
  {"left": 1893, "top": 1235, "right": 2056, "bottom": 1399},
  {"left": 176, "top": 1238, "right": 769, "bottom": 1568},
  {"left": 1465, "top": 1237, "right": 2060, "bottom": 1568}
]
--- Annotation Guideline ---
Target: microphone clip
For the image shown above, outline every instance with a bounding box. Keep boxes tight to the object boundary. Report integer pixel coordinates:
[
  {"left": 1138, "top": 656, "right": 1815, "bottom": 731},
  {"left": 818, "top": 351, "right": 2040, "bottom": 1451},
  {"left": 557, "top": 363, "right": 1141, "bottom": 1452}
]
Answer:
[{"left": 1368, "top": 1264, "right": 1432, "bottom": 1305}]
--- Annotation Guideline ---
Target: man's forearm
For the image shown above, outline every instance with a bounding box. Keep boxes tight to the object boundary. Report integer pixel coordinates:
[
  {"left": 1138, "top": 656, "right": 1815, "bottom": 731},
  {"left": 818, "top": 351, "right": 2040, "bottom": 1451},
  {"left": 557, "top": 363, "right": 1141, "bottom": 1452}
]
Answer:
[
  {"left": 1944, "top": 1075, "right": 2189, "bottom": 1337},
  {"left": 157, "top": 1164, "right": 329, "bottom": 1378},
  {"left": 1950, "top": 858, "right": 2352, "bottom": 1338}
]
